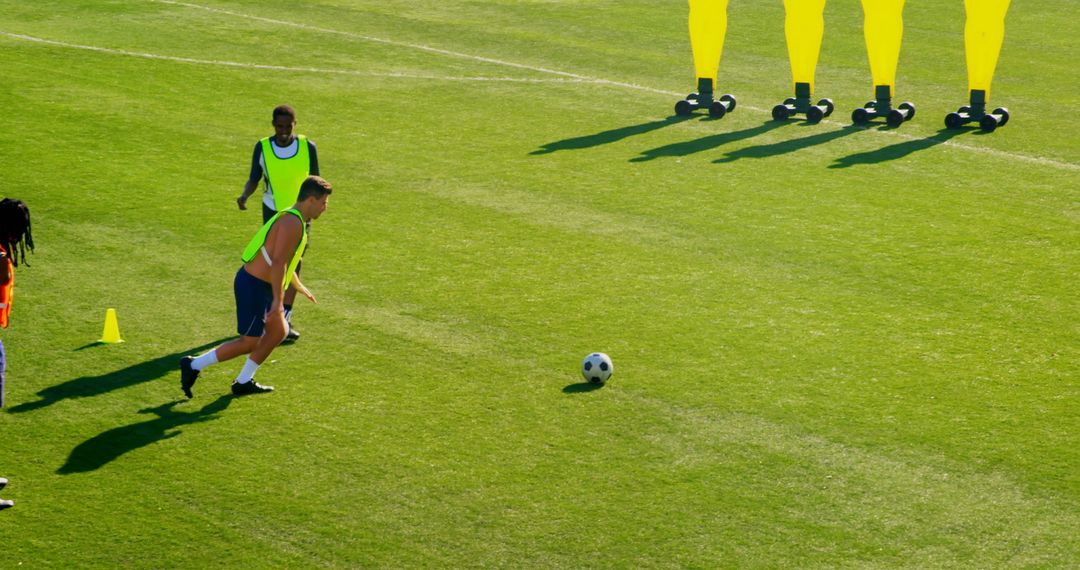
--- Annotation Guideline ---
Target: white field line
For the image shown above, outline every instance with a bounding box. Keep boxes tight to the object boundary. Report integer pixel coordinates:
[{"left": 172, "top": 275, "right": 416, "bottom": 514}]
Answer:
[
  {"left": 0, "top": 32, "right": 600, "bottom": 85},
  {"left": 154, "top": 0, "right": 676, "bottom": 96},
  {"left": 153, "top": 0, "right": 1080, "bottom": 173}
]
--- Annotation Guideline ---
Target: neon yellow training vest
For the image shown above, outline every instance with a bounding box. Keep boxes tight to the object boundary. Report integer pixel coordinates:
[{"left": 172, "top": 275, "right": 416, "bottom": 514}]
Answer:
[
  {"left": 260, "top": 135, "right": 310, "bottom": 212},
  {"left": 241, "top": 208, "right": 308, "bottom": 290}
]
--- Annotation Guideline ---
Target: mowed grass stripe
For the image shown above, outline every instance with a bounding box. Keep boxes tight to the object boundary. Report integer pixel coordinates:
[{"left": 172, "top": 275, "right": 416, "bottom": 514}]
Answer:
[
  {"left": 620, "top": 390, "right": 1080, "bottom": 566},
  {"left": 301, "top": 272, "right": 1080, "bottom": 566}
]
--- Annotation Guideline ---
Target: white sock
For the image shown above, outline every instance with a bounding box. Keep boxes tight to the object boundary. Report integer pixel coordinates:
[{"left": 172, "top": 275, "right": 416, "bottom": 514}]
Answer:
[
  {"left": 235, "top": 357, "right": 260, "bottom": 384},
  {"left": 191, "top": 350, "right": 219, "bottom": 371}
]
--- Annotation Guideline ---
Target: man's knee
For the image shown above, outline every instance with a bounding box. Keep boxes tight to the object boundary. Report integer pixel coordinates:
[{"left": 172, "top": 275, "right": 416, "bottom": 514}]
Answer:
[{"left": 264, "top": 326, "right": 287, "bottom": 346}]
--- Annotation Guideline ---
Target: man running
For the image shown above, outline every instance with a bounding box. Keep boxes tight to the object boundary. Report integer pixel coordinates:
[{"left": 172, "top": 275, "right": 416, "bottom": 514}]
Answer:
[
  {"left": 182, "top": 176, "right": 332, "bottom": 397},
  {"left": 236, "top": 105, "right": 320, "bottom": 342}
]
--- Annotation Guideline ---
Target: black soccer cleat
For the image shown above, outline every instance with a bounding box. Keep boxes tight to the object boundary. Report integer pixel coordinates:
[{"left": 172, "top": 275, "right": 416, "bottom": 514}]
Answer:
[
  {"left": 0, "top": 477, "right": 8, "bottom": 491},
  {"left": 284, "top": 325, "right": 300, "bottom": 343},
  {"left": 231, "top": 380, "right": 274, "bottom": 396},
  {"left": 0, "top": 499, "right": 13, "bottom": 511},
  {"left": 180, "top": 356, "right": 200, "bottom": 398}
]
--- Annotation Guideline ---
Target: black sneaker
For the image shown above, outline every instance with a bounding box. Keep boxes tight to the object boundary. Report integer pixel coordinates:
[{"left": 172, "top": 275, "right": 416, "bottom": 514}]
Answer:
[
  {"left": 231, "top": 380, "right": 274, "bottom": 396},
  {"left": 0, "top": 499, "right": 13, "bottom": 511},
  {"left": 284, "top": 325, "right": 300, "bottom": 343},
  {"left": 0, "top": 477, "right": 7, "bottom": 491},
  {"left": 180, "top": 356, "right": 200, "bottom": 398}
]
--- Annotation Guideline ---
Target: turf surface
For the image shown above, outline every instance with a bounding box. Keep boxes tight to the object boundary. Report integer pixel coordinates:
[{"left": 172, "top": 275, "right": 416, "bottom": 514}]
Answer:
[{"left": 1, "top": 0, "right": 1078, "bottom": 567}]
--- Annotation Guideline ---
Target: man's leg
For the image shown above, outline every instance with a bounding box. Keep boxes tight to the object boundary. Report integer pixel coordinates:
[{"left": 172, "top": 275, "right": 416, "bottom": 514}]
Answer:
[
  {"left": 209, "top": 336, "right": 260, "bottom": 362},
  {"left": 231, "top": 307, "right": 287, "bottom": 395},
  {"left": 181, "top": 336, "right": 259, "bottom": 397},
  {"left": 251, "top": 308, "right": 288, "bottom": 365},
  {"left": 181, "top": 267, "right": 269, "bottom": 397}
]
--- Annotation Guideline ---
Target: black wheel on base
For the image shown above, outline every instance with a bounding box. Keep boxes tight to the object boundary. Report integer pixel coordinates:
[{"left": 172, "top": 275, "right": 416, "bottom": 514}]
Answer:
[
  {"left": 675, "top": 100, "right": 693, "bottom": 116},
  {"left": 817, "top": 98, "right": 835, "bottom": 117},
  {"left": 886, "top": 109, "right": 905, "bottom": 128},
  {"left": 959, "top": 105, "right": 971, "bottom": 115},
  {"left": 806, "top": 106, "right": 824, "bottom": 124},
  {"left": 865, "top": 100, "right": 877, "bottom": 109},
  {"left": 708, "top": 101, "right": 727, "bottom": 119},
  {"left": 945, "top": 112, "right": 965, "bottom": 129},
  {"left": 979, "top": 114, "right": 999, "bottom": 133},
  {"left": 899, "top": 102, "right": 916, "bottom": 121},
  {"left": 993, "top": 107, "right": 1010, "bottom": 126},
  {"left": 852, "top": 108, "right": 870, "bottom": 125},
  {"left": 720, "top": 94, "right": 737, "bottom": 112},
  {"left": 772, "top": 104, "right": 790, "bottom": 121}
]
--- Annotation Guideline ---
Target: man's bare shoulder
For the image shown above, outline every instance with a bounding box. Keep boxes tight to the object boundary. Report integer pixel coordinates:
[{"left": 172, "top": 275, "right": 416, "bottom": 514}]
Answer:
[
  {"left": 273, "top": 212, "right": 303, "bottom": 229},
  {"left": 268, "top": 212, "right": 304, "bottom": 248}
]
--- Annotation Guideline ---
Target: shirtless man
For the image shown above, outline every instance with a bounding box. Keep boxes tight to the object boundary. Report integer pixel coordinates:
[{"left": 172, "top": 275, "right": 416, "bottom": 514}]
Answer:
[{"left": 181, "top": 176, "right": 332, "bottom": 397}]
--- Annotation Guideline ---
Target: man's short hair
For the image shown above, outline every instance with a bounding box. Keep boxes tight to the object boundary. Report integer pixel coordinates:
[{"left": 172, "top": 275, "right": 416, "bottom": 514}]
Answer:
[
  {"left": 298, "top": 176, "right": 332, "bottom": 201},
  {"left": 272, "top": 105, "right": 296, "bottom": 122}
]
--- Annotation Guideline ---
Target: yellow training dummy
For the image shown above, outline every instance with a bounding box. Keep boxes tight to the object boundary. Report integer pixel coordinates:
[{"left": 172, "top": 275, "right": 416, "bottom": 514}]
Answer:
[
  {"left": 675, "top": 0, "right": 737, "bottom": 118},
  {"left": 945, "top": 0, "right": 1012, "bottom": 131},
  {"left": 772, "top": 0, "right": 834, "bottom": 123},
  {"left": 851, "top": 0, "right": 916, "bottom": 126}
]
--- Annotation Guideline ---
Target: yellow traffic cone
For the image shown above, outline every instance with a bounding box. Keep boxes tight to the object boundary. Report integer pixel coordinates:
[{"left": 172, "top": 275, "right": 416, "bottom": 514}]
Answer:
[{"left": 99, "top": 308, "right": 124, "bottom": 344}]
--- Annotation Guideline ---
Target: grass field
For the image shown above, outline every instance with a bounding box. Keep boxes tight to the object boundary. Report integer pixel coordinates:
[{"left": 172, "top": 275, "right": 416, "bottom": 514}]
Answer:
[{"left": 1, "top": 0, "right": 1078, "bottom": 567}]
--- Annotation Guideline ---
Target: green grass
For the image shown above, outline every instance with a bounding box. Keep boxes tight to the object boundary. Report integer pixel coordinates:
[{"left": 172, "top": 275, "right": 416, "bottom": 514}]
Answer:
[{"left": 1, "top": 0, "right": 1078, "bottom": 567}]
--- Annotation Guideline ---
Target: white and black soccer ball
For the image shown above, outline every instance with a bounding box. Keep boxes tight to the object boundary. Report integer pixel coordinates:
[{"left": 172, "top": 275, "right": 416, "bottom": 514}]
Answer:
[{"left": 581, "top": 352, "right": 613, "bottom": 384}]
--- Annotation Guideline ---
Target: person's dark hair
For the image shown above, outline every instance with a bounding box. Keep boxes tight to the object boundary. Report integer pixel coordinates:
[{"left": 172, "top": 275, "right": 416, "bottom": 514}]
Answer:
[
  {"left": 0, "top": 198, "right": 33, "bottom": 267},
  {"left": 297, "top": 176, "right": 333, "bottom": 201},
  {"left": 272, "top": 105, "right": 296, "bottom": 122}
]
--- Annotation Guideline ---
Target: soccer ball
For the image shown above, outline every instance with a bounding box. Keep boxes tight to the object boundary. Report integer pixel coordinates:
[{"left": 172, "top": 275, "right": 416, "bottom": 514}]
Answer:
[{"left": 581, "top": 352, "right": 613, "bottom": 384}]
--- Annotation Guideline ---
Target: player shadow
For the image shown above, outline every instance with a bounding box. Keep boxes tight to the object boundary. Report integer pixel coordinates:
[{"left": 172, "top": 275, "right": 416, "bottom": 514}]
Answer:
[
  {"left": 531, "top": 115, "right": 693, "bottom": 154},
  {"left": 828, "top": 127, "right": 968, "bottom": 168},
  {"left": 57, "top": 395, "right": 233, "bottom": 474},
  {"left": 562, "top": 382, "right": 604, "bottom": 394},
  {"left": 712, "top": 124, "right": 862, "bottom": 163},
  {"left": 6, "top": 339, "right": 228, "bottom": 414},
  {"left": 629, "top": 120, "right": 788, "bottom": 162}
]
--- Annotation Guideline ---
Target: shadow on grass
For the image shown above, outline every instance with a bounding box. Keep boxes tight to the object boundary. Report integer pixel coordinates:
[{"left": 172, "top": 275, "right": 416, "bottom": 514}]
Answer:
[
  {"left": 563, "top": 382, "right": 604, "bottom": 394},
  {"left": 712, "top": 124, "right": 862, "bottom": 163},
  {"left": 630, "top": 120, "right": 788, "bottom": 162},
  {"left": 58, "top": 395, "right": 233, "bottom": 474},
  {"left": 7, "top": 339, "right": 229, "bottom": 414},
  {"left": 531, "top": 115, "right": 692, "bottom": 154},
  {"left": 828, "top": 127, "right": 969, "bottom": 168}
]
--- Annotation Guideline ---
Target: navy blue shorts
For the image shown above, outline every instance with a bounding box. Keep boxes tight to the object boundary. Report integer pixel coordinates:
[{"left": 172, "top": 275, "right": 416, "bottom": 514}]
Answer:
[{"left": 234, "top": 268, "right": 273, "bottom": 337}]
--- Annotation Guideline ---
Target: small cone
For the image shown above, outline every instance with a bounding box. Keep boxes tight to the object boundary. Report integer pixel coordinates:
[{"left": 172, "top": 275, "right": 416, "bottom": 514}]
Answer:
[{"left": 99, "top": 308, "right": 124, "bottom": 344}]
